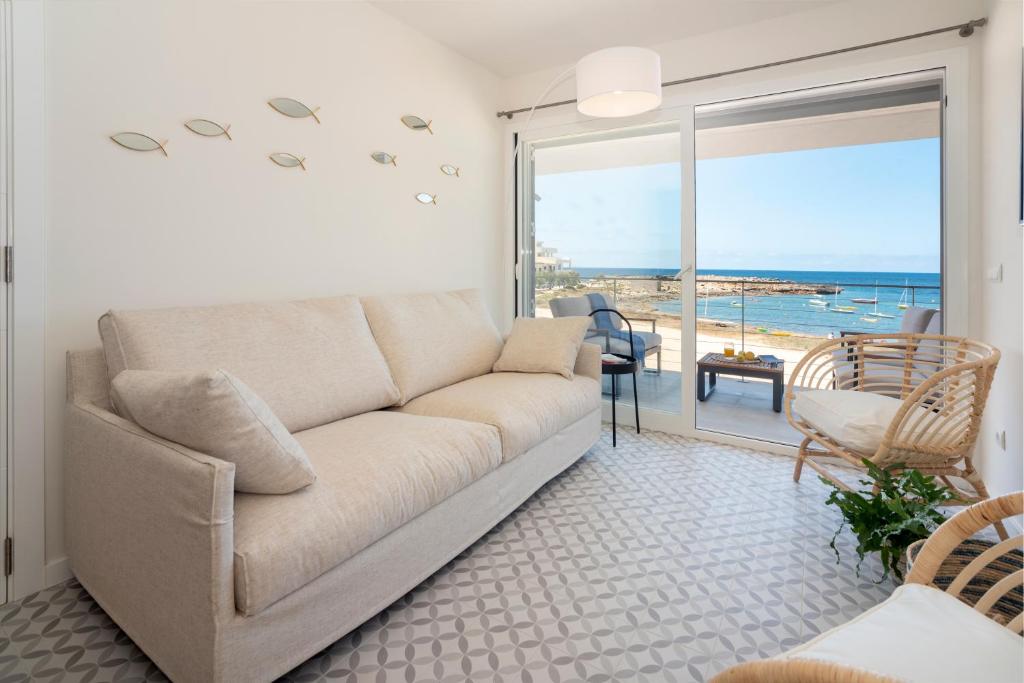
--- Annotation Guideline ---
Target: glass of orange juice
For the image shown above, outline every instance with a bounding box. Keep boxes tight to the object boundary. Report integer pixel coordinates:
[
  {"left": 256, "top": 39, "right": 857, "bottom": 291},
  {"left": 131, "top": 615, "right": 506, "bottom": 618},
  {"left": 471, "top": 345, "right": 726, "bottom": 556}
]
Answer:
[{"left": 723, "top": 343, "right": 735, "bottom": 357}]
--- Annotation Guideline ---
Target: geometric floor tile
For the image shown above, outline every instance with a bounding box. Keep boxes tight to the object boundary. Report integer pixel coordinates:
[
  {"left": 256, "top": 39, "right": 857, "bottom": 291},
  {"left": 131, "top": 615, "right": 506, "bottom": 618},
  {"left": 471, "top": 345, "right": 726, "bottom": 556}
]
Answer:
[{"left": 1, "top": 427, "right": 895, "bottom": 682}]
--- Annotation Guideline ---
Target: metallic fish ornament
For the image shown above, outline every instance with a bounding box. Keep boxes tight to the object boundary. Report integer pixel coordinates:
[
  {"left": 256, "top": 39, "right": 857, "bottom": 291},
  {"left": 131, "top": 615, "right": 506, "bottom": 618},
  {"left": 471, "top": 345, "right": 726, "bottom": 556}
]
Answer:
[
  {"left": 440, "top": 164, "right": 460, "bottom": 177},
  {"left": 371, "top": 151, "right": 398, "bottom": 166},
  {"left": 184, "top": 119, "right": 232, "bottom": 140},
  {"left": 401, "top": 115, "right": 433, "bottom": 134},
  {"left": 110, "top": 132, "right": 168, "bottom": 156},
  {"left": 414, "top": 193, "right": 437, "bottom": 205},
  {"left": 268, "top": 98, "right": 321, "bottom": 124},
  {"left": 269, "top": 152, "right": 307, "bottom": 170}
]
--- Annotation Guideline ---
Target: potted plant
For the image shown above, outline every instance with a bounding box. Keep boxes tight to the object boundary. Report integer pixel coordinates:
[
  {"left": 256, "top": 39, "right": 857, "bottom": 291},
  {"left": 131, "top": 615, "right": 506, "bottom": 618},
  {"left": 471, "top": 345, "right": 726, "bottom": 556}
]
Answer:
[{"left": 822, "top": 459, "right": 960, "bottom": 582}]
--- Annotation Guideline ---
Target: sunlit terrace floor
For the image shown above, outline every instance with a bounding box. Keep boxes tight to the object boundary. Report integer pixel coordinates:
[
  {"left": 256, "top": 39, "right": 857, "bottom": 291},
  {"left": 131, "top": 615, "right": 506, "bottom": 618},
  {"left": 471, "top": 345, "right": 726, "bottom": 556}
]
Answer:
[{"left": 605, "top": 370, "right": 805, "bottom": 446}]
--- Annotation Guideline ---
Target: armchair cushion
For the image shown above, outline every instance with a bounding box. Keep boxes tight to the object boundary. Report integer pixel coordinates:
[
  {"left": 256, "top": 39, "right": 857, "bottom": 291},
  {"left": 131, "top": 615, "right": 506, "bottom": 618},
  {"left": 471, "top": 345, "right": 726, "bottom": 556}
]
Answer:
[
  {"left": 493, "top": 316, "right": 592, "bottom": 378},
  {"left": 594, "top": 330, "right": 662, "bottom": 356},
  {"left": 112, "top": 369, "right": 316, "bottom": 494},
  {"left": 779, "top": 584, "right": 1022, "bottom": 683},
  {"left": 792, "top": 389, "right": 936, "bottom": 455}
]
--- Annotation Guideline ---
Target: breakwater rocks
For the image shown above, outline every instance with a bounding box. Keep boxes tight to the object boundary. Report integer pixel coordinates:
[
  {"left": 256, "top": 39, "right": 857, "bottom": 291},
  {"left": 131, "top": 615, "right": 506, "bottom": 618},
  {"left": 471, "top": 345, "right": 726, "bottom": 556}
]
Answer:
[{"left": 584, "top": 275, "right": 839, "bottom": 298}]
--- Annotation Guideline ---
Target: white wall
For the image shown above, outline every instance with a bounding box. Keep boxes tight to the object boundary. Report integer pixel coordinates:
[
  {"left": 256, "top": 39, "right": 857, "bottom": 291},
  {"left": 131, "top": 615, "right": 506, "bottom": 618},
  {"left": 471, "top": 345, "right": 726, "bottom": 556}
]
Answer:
[
  {"left": 977, "top": 0, "right": 1023, "bottom": 498},
  {"left": 42, "top": 0, "right": 503, "bottom": 576},
  {"left": 502, "top": 0, "right": 1024, "bottom": 496}
]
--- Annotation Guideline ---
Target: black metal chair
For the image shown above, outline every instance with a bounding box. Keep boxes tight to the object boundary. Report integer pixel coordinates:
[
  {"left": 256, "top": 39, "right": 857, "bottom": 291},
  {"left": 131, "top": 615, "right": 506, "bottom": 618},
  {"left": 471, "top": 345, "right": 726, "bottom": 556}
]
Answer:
[{"left": 589, "top": 308, "right": 640, "bottom": 446}]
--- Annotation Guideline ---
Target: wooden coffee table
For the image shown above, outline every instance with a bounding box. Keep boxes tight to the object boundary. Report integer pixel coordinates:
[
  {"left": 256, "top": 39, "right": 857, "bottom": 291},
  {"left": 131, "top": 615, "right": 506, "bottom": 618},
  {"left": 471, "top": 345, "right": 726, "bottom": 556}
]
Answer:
[{"left": 696, "top": 352, "right": 785, "bottom": 413}]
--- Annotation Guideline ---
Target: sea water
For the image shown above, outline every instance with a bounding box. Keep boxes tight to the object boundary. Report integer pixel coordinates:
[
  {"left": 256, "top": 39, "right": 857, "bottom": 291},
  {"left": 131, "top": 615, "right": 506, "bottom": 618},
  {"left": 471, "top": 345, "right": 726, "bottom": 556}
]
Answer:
[{"left": 572, "top": 268, "right": 941, "bottom": 338}]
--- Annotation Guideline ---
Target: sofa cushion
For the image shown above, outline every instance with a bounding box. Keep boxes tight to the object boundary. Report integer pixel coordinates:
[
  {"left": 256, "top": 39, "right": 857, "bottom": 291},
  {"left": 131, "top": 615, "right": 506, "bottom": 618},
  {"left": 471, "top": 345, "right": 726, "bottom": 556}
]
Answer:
[
  {"left": 232, "top": 411, "right": 502, "bottom": 616},
  {"left": 396, "top": 371, "right": 601, "bottom": 462},
  {"left": 780, "top": 584, "right": 1023, "bottom": 683},
  {"left": 99, "top": 296, "right": 399, "bottom": 432},
  {"left": 112, "top": 369, "right": 315, "bottom": 494},
  {"left": 361, "top": 289, "right": 503, "bottom": 405},
  {"left": 493, "top": 317, "right": 593, "bottom": 379}
]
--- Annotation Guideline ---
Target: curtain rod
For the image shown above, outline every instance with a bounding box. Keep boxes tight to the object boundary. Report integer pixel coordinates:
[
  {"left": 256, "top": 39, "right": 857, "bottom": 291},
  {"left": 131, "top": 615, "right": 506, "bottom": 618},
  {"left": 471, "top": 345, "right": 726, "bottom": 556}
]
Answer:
[{"left": 495, "top": 17, "right": 987, "bottom": 119}]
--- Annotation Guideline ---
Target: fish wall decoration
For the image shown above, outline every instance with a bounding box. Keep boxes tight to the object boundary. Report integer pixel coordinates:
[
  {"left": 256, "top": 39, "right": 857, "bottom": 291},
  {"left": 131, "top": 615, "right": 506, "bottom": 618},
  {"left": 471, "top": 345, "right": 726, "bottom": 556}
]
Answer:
[
  {"left": 371, "top": 151, "right": 398, "bottom": 166},
  {"left": 414, "top": 193, "right": 437, "bottom": 205},
  {"left": 268, "top": 98, "right": 321, "bottom": 124},
  {"left": 110, "top": 132, "right": 168, "bottom": 156},
  {"left": 185, "top": 119, "right": 232, "bottom": 140},
  {"left": 401, "top": 115, "right": 433, "bottom": 134},
  {"left": 269, "top": 152, "right": 307, "bottom": 170},
  {"left": 440, "top": 164, "right": 460, "bottom": 177}
]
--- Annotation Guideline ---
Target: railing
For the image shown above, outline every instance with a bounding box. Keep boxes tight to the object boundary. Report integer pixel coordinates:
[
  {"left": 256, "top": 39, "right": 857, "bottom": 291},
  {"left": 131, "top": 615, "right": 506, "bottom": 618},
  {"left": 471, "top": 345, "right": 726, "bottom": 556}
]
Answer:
[{"left": 546, "top": 275, "right": 941, "bottom": 343}]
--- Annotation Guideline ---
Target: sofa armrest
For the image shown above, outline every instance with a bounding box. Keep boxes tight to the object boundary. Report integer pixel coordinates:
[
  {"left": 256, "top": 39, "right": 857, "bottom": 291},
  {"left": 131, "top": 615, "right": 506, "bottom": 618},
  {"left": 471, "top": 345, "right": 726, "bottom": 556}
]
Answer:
[
  {"left": 65, "top": 401, "right": 236, "bottom": 682},
  {"left": 574, "top": 342, "right": 602, "bottom": 383}
]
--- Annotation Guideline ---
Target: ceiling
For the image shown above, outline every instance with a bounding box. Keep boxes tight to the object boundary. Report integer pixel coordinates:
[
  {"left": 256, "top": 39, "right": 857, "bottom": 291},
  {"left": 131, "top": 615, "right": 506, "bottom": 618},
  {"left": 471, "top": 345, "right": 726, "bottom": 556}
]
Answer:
[{"left": 368, "top": 0, "right": 837, "bottom": 78}]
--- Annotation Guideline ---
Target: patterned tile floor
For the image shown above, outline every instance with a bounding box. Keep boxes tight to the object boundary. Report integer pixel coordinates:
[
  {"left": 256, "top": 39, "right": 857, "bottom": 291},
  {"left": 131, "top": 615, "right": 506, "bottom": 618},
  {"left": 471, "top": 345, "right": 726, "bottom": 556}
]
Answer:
[{"left": 1, "top": 427, "right": 894, "bottom": 682}]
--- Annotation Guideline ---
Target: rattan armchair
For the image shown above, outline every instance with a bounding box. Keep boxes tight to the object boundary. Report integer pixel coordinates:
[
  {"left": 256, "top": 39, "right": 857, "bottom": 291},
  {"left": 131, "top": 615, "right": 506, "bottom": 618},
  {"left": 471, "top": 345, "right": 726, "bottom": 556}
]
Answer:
[
  {"left": 786, "top": 334, "right": 1001, "bottom": 520},
  {"left": 712, "top": 492, "right": 1023, "bottom": 683}
]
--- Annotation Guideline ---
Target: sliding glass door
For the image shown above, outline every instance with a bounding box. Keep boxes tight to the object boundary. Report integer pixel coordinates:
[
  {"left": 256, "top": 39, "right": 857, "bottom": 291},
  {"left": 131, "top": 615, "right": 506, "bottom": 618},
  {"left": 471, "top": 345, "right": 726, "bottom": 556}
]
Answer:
[
  {"left": 692, "top": 72, "right": 944, "bottom": 444},
  {"left": 515, "top": 68, "right": 952, "bottom": 445},
  {"left": 520, "top": 124, "right": 683, "bottom": 415}
]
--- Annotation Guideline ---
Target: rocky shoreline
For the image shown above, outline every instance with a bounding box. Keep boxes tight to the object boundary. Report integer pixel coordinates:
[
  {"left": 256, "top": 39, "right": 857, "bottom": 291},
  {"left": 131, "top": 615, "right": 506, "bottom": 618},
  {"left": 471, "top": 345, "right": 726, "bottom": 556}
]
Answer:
[{"left": 693, "top": 274, "right": 839, "bottom": 296}]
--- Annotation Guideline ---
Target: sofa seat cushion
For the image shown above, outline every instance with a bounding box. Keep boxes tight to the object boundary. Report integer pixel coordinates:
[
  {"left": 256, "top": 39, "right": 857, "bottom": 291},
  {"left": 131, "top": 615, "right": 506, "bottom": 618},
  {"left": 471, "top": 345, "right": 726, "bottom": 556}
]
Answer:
[
  {"left": 779, "top": 584, "right": 1023, "bottom": 683},
  {"left": 99, "top": 296, "right": 399, "bottom": 433},
  {"left": 395, "top": 372, "right": 601, "bottom": 462},
  {"left": 232, "top": 411, "right": 502, "bottom": 615},
  {"left": 361, "top": 289, "right": 503, "bottom": 405}
]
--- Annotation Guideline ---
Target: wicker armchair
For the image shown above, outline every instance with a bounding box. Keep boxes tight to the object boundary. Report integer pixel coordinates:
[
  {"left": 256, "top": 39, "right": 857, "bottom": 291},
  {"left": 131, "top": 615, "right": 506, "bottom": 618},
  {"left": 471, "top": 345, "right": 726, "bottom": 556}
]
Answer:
[
  {"left": 786, "top": 334, "right": 1001, "bottom": 521},
  {"left": 712, "top": 492, "right": 1023, "bottom": 683}
]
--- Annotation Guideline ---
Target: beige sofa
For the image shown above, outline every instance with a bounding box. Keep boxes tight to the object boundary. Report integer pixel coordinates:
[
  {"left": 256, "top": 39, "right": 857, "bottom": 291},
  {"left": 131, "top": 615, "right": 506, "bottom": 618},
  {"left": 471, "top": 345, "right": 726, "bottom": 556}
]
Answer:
[{"left": 64, "top": 289, "right": 601, "bottom": 682}]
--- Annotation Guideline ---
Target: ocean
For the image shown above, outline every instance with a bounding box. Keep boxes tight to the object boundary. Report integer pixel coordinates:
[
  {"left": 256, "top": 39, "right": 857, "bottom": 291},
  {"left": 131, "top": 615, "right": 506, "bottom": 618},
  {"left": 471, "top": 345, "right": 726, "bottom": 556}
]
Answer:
[{"left": 571, "top": 268, "right": 941, "bottom": 338}]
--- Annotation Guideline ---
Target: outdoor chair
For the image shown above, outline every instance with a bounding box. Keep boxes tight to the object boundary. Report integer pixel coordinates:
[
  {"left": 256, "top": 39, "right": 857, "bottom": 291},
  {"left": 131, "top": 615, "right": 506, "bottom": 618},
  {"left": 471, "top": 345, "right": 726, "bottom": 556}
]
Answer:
[
  {"left": 836, "top": 309, "right": 942, "bottom": 397},
  {"left": 549, "top": 293, "right": 663, "bottom": 372},
  {"left": 785, "top": 334, "right": 1003, "bottom": 526},
  {"left": 840, "top": 305, "right": 939, "bottom": 338},
  {"left": 711, "top": 492, "right": 1024, "bottom": 683}
]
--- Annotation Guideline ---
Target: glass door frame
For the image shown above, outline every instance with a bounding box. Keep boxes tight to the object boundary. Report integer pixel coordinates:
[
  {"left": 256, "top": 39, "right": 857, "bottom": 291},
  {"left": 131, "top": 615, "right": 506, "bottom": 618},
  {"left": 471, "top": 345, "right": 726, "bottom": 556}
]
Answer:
[
  {"left": 510, "top": 45, "right": 970, "bottom": 450},
  {"left": 515, "top": 112, "right": 693, "bottom": 436}
]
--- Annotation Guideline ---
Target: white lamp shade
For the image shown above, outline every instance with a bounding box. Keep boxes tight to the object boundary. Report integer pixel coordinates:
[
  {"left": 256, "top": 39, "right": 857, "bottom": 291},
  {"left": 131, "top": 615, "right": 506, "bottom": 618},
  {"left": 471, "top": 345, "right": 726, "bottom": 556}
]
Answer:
[{"left": 576, "top": 47, "right": 662, "bottom": 118}]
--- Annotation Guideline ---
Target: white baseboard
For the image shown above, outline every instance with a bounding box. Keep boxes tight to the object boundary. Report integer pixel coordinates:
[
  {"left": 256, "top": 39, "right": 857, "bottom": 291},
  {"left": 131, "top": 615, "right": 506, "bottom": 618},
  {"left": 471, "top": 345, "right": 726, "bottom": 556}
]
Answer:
[{"left": 45, "top": 556, "right": 72, "bottom": 587}]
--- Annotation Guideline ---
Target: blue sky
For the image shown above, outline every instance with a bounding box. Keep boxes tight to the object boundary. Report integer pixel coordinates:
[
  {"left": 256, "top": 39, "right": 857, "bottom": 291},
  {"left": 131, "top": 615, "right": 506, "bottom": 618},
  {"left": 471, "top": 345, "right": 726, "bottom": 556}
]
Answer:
[{"left": 534, "top": 137, "right": 941, "bottom": 273}]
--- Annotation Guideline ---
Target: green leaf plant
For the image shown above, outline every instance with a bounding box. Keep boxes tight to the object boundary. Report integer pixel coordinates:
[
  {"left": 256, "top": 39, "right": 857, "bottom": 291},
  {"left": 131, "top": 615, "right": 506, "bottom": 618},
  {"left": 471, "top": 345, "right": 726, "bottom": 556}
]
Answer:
[{"left": 822, "top": 459, "right": 960, "bottom": 582}]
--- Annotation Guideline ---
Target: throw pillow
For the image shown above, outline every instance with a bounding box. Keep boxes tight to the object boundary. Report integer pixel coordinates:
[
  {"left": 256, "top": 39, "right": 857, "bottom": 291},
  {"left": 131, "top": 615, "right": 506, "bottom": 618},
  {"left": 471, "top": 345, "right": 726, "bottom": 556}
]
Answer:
[
  {"left": 493, "top": 316, "right": 593, "bottom": 379},
  {"left": 111, "top": 369, "right": 316, "bottom": 494}
]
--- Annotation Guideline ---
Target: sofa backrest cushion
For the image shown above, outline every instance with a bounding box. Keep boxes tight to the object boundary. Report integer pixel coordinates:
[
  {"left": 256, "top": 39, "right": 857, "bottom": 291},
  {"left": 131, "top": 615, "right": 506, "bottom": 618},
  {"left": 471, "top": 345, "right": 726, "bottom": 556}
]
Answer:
[
  {"left": 98, "top": 296, "right": 400, "bottom": 432},
  {"left": 361, "top": 289, "right": 503, "bottom": 405}
]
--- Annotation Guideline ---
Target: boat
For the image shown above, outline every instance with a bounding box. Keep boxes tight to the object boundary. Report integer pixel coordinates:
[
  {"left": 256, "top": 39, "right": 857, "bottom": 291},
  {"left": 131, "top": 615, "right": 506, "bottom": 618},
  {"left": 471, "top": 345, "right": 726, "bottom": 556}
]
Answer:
[
  {"left": 770, "top": 330, "right": 792, "bottom": 337},
  {"left": 831, "top": 282, "right": 856, "bottom": 312},
  {"left": 897, "top": 279, "right": 909, "bottom": 309},
  {"left": 867, "top": 284, "right": 896, "bottom": 319},
  {"left": 808, "top": 298, "right": 829, "bottom": 308},
  {"left": 730, "top": 301, "right": 743, "bottom": 308},
  {"left": 860, "top": 316, "right": 878, "bottom": 323},
  {"left": 852, "top": 282, "right": 879, "bottom": 305}
]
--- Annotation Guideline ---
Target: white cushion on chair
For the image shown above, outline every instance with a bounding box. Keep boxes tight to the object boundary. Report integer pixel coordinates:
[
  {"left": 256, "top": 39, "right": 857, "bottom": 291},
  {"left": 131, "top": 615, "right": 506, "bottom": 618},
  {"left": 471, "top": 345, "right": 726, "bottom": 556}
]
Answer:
[
  {"left": 781, "top": 584, "right": 1023, "bottom": 683},
  {"left": 793, "top": 389, "right": 904, "bottom": 454}
]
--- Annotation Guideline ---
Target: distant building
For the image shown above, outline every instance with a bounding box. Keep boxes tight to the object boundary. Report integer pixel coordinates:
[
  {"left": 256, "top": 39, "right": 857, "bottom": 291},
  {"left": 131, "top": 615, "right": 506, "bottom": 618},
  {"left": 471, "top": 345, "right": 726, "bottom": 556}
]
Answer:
[{"left": 536, "top": 241, "right": 572, "bottom": 272}]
